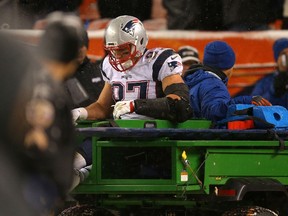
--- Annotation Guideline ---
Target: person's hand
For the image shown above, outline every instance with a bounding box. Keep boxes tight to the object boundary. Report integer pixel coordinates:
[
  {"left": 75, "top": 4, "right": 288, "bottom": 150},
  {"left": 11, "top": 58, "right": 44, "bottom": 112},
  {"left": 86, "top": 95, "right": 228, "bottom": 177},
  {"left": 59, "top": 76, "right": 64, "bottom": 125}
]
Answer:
[
  {"left": 252, "top": 96, "right": 272, "bottom": 106},
  {"left": 71, "top": 107, "right": 88, "bottom": 124},
  {"left": 113, "top": 100, "right": 135, "bottom": 119}
]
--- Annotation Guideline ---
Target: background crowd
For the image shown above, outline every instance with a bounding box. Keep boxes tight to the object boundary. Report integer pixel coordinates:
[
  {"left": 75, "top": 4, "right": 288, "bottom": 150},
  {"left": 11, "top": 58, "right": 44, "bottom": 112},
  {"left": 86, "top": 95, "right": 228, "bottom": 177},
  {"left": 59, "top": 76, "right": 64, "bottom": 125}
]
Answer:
[{"left": 1, "top": 0, "right": 288, "bottom": 31}]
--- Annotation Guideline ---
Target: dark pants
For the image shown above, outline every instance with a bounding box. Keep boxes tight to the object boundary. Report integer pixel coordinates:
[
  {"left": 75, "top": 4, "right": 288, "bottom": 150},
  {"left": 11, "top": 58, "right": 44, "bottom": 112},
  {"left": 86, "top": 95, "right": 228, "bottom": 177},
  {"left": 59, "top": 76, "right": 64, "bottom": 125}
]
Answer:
[{"left": 77, "top": 137, "right": 92, "bottom": 166}]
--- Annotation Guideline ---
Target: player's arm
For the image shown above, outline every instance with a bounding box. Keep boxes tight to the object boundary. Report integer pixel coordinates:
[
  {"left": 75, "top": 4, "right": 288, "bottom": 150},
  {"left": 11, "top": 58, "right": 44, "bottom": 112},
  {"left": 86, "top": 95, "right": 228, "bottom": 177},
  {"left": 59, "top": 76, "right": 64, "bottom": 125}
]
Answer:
[
  {"left": 86, "top": 82, "right": 114, "bottom": 119},
  {"left": 72, "top": 82, "right": 114, "bottom": 121},
  {"left": 133, "top": 74, "right": 193, "bottom": 122},
  {"left": 162, "top": 73, "right": 185, "bottom": 100},
  {"left": 112, "top": 49, "right": 193, "bottom": 122}
]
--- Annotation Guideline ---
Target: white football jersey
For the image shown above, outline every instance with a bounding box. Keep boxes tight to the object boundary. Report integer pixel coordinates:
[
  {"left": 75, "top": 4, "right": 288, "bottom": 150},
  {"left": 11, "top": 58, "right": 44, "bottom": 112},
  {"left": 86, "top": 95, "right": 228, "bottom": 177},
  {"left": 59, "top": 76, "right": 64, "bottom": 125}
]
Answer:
[{"left": 101, "top": 47, "right": 183, "bottom": 119}]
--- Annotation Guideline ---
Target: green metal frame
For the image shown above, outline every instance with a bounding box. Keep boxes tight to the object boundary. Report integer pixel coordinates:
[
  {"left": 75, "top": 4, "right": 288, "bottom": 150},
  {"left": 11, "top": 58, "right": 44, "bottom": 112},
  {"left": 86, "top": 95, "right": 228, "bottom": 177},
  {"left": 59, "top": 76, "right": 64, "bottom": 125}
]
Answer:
[
  {"left": 73, "top": 119, "right": 288, "bottom": 208},
  {"left": 204, "top": 148, "right": 288, "bottom": 190}
]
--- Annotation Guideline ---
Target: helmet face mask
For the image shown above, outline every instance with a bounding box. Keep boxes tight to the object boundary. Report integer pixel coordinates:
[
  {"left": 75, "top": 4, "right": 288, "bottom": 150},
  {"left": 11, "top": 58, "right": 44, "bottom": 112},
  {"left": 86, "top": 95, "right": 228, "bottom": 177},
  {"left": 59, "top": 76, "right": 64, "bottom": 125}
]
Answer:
[
  {"left": 105, "top": 42, "right": 138, "bottom": 72},
  {"left": 104, "top": 15, "right": 148, "bottom": 72}
]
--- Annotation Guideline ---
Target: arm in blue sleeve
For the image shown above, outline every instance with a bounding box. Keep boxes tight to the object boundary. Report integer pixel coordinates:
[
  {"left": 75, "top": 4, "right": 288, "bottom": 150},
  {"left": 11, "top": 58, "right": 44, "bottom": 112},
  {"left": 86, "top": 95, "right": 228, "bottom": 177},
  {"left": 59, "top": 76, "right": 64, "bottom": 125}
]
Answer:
[
  {"left": 232, "top": 95, "right": 253, "bottom": 104},
  {"left": 199, "top": 78, "right": 254, "bottom": 122},
  {"left": 199, "top": 80, "right": 233, "bottom": 122}
]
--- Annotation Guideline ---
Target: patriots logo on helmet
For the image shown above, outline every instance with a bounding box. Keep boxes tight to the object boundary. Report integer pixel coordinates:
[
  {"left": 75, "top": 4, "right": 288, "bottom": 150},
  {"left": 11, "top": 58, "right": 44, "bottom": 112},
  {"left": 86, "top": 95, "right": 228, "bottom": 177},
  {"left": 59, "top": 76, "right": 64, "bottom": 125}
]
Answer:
[
  {"left": 121, "top": 18, "right": 139, "bottom": 37},
  {"left": 168, "top": 61, "right": 182, "bottom": 71}
]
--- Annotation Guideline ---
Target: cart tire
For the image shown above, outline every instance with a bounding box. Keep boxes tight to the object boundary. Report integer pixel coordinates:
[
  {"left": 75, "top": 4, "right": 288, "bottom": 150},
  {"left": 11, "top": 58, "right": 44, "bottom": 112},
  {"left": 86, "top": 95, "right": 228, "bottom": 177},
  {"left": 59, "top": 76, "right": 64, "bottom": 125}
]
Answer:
[
  {"left": 58, "top": 204, "right": 119, "bottom": 216},
  {"left": 222, "top": 206, "right": 278, "bottom": 216}
]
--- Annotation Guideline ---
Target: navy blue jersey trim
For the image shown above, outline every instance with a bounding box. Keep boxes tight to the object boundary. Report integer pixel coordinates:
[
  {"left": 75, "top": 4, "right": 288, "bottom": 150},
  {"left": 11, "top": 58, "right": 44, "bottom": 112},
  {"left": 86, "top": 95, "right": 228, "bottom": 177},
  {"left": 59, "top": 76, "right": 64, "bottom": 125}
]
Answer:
[
  {"left": 152, "top": 49, "right": 175, "bottom": 81},
  {"left": 100, "top": 61, "right": 109, "bottom": 81}
]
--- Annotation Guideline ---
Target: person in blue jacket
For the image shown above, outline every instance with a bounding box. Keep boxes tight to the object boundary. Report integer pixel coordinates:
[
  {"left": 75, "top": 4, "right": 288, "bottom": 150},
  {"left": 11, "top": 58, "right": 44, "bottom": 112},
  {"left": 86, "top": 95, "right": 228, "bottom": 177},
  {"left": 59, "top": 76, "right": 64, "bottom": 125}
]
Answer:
[
  {"left": 251, "top": 38, "right": 288, "bottom": 109},
  {"left": 183, "top": 40, "right": 271, "bottom": 123}
]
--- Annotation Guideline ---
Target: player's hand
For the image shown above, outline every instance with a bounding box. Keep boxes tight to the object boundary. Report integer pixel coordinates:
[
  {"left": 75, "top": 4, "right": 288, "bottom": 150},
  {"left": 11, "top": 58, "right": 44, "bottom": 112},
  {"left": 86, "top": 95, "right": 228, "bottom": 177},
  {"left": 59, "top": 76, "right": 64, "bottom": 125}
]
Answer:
[
  {"left": 113, "top": 100, "right": 135, "bottom": 119},
  {"left": 252, "top": 96, "right": 272, "bottom": 106},
  {"left": 71, "top": 107, "right": 88, "bottom": 124}
]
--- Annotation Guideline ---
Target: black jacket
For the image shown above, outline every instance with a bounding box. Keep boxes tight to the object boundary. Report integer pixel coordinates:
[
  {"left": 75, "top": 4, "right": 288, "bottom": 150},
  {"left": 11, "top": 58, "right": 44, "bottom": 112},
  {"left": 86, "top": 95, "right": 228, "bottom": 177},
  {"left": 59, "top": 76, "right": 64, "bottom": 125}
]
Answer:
[
  {"left": 0, "top": 45, "right": 76, "bottom": 214},
  {"left": 65, "top": 57, "right": 105, "bottom": 109}
]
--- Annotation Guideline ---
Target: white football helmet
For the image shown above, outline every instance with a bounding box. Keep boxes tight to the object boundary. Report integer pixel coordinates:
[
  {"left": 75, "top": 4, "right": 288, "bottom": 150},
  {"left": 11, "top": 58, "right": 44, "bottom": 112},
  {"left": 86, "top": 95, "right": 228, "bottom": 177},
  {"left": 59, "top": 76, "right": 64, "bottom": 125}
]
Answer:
[{"left": 104, "top": 15, "right": 148, "bottom": 72}]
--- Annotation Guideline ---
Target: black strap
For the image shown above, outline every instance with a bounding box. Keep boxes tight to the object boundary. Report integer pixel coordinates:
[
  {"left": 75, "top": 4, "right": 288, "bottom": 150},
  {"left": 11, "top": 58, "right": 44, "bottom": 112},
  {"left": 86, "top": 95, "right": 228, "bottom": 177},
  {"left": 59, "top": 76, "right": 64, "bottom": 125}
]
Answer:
[
  {"left": 96, "top": 119, "right": 119, "bottom": 127},
  {"left": 248, "top": 116, "right": 275, "bottom": 128},
  {"left": 232, "top": 107, "right": 275, "bottom": 129},
  {"left": 233, "top": 107, "right": 254, "bottom": 116},
  {"left": 108, "top": 119, "right": 119, "bottom": 127},
  {"left": 267, "top": 129, "right": 286, "bottom": 150}
]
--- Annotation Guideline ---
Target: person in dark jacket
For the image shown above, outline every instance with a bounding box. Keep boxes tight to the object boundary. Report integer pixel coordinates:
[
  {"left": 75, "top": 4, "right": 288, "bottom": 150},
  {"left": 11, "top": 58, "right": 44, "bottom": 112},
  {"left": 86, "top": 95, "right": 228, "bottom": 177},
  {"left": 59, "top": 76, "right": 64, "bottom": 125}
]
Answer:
[
  {"left": 251, "top": 38, "right": 288, "bottom": 109},
  {"left": 222, "top": 0, "right": 281, "bottom": 31},
  {"left": 163, "top": 0, "right": 224, "bottom": 30},
  {"left": 64, "top": 28, "right": 105, "bottom": 109},
  {"left": 19, "top": 12, "right": 82, "bottom": 214},
  {"left": 0, "top": 12, "right": 82, "bottom": 215},
  {"left": 0, "top": 0, "right": 83, "bottom": 29},
  {"left": 183, "top": 40, "right": 271, "bottom": 123},
  {"left": 97, "top": 0, "right": 152, "bottom": 22},
  {"left": 24, "top": 12, "right": 83, "bottom": 214},
  {"left": 0, "top": 32, "right": 39, "bottom": 216}
]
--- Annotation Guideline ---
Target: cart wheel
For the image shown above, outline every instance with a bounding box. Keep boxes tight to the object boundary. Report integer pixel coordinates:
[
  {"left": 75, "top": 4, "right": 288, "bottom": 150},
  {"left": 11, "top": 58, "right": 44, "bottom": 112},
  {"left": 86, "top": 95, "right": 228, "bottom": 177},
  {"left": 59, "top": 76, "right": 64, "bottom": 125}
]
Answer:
[
  {"left": 58, "top": 204, "right": 119, "bottom": 216},
  {"left": 222, "top": 206, "right": 278, "bottom": 216}
]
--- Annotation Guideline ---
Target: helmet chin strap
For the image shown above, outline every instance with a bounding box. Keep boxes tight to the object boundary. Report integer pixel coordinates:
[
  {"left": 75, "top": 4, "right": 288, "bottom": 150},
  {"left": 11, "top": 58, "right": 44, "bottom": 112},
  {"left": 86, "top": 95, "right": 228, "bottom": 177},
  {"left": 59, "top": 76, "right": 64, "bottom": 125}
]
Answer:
[
  {"left": 121, "top": 59, "right": 133, "bottom": 70},
  {"left": 118, "top": 55, "right": 142, "bottom": 72}
]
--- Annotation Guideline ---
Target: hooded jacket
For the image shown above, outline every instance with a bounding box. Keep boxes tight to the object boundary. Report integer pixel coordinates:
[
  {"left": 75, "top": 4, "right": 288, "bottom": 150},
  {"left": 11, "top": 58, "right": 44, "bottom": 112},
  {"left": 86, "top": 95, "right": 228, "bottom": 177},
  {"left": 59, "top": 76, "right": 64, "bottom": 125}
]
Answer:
[{"left": 183, "top": 64, "right": 252, "bottom": 122}]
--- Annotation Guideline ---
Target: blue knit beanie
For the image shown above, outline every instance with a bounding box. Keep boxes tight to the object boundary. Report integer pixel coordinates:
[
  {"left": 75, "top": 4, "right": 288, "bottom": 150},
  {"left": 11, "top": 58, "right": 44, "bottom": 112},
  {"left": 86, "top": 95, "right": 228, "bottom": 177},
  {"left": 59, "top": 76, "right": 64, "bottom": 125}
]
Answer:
[
  {"left": 203, "top": 41, "right": 235, "bottom": 70},
  {"left": 273, "top": 38, "right": 288, "bottom": 61}
]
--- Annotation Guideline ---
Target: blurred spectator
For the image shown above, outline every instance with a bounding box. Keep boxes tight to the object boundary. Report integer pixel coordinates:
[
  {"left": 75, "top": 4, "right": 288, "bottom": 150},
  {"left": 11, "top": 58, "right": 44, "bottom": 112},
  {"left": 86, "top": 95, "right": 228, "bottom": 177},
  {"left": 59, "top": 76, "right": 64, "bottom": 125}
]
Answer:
[
  {"left": 163, "top": 0, "right": 223, "bottom": 30},
  {"left": 0, "top": 12, "right": 82, "bottom": 215},
  {"left": 164, "top": 0, "right": 283, "bottom": 31},
  {"left": 23, "top": 12, "right": 82, "bottom": 214},
  {"left": 64, "top": 27, "right": 105, "bottom": 109},
  {"left": 222, "top": 0, "right": 282, "bottom": 31},
  {"left": 87, "top": 0, "right": 167, "bottom": 30},
  {"left": 144, "top": 0, "right": 167, "bottom": 30},
  {"left": 88, "top": 0, "right": 151, "bottom": 30},
  {"left": 183, "top": 41, "right": 271, "bottom": 123},
  {"left": 26, "top": 12, "right": 83, "bottom": 214},
  {"left": 0, "top": 142, "right": 38, "bottom": 216},
  {"left": 0, "top": 32, "right": 38, "bottom": 216},
  {"left": 0, "top": 0, "right": 83, "bottom": 29},
  {"left": 177, "top": 45, "right": 200, "bottom": 76},
  {"left": 97, "top": 0, "right": 152, "bottom": 21},
  {"left": 0, "top": 0, "right": 37, "bottom": 29},
  {"left": 251, "top": 38, "right": 288, "bottom": 109}
]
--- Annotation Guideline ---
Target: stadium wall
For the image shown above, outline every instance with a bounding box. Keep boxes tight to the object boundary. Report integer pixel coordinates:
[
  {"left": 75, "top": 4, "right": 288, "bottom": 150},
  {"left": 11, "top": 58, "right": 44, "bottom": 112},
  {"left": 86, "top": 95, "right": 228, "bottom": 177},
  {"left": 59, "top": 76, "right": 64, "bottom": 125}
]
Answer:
[{"left": 9, "top": 29, "right": 288, "bottom": 96}]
